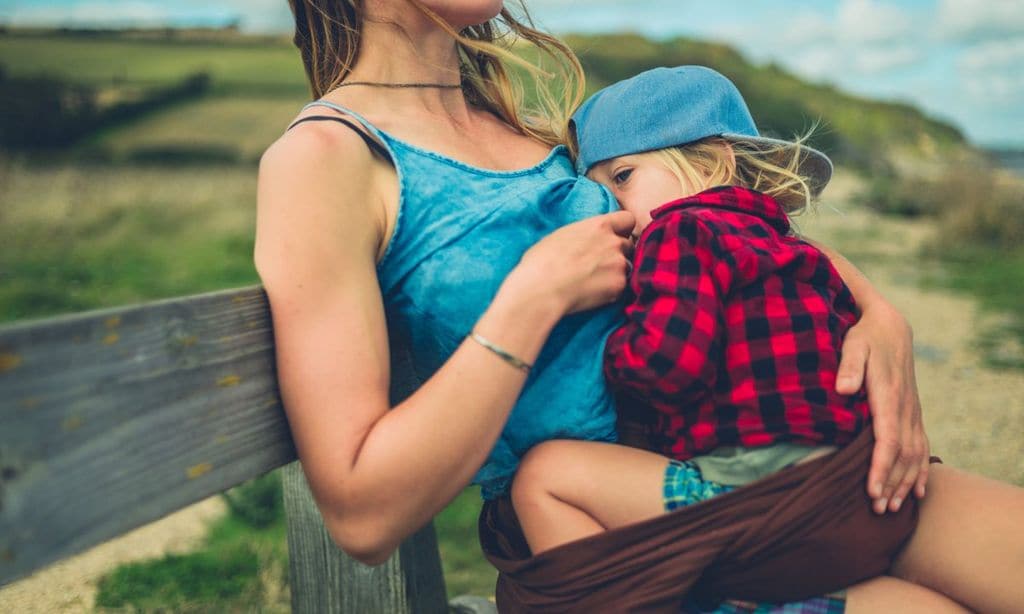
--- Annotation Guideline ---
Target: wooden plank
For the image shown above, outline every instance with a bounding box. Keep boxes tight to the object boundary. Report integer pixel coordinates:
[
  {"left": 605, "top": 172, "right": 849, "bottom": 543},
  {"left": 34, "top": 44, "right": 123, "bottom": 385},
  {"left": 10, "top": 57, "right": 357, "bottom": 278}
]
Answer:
[
  {"left": 283, "top": 464, "right": 448, "bottom": 614},
  {"left": 0, "top": 286, "right": 297, "bottom": 586},
  {"left": 283, "top": 338, "right": 449, "bottom": 613}
]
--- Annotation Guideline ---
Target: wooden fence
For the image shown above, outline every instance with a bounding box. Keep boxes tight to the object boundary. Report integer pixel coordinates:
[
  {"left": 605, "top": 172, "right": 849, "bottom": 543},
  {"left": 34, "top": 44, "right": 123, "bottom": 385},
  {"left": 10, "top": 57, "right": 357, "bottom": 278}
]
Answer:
[{"left": 0, "top": 286, "right": 496, "bottom": 613}]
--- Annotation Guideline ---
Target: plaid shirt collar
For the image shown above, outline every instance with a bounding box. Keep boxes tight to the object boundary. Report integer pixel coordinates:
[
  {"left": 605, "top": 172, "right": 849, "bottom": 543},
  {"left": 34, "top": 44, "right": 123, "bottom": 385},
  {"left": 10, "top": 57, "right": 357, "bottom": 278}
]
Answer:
[{"left": 650, "top": 185, "right": 791, "bottom": 234}]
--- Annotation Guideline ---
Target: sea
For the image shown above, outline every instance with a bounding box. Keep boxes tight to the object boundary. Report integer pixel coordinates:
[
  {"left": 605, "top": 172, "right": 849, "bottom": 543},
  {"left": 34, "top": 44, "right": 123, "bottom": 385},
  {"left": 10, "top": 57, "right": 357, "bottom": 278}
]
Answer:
[{"left": 987, "top": 149, "right": 1024, "bottom": 178}]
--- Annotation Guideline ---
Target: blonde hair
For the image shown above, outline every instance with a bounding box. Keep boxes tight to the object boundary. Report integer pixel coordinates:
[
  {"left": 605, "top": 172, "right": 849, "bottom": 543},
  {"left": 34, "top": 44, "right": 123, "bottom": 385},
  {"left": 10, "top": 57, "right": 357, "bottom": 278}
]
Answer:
[
  {"left": 287, "top": 0, "right": 585, "bottom": 147},
  {"left": 648, "top": 134, "right": 819, "bottom": 216}
]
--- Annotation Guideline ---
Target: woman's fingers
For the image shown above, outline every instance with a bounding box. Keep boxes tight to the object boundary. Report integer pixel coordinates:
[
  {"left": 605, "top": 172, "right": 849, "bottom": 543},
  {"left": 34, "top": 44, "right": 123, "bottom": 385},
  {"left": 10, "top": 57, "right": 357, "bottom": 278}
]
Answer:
[
  {"left": 915, "top": 441, "right": 930, "bottom": 499},
  {"left": 604, "top": 210, "right": 637, "bottom": 238},
  {"left": 839, "top": 327, "right": 894, "bottom": 503},
  {"left": 869, "top": 403, "right": 901, "bottom": 508},
  {"left": 842, "top": 304, "right": 931, "bottom": 514}
]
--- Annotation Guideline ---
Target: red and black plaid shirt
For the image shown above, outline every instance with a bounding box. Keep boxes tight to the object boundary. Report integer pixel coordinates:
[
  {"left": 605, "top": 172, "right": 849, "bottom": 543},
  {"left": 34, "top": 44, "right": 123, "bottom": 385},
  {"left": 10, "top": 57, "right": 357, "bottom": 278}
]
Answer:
[{"left": 604, "top": 185, "right": 868, "bottom": 461}]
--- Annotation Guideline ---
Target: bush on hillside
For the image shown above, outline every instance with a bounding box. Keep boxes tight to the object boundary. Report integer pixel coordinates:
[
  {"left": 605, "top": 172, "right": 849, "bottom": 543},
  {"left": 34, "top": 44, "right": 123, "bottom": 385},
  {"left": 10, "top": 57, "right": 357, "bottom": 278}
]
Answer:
[
  {"left": 0, "top": 68, "right": 97, "bottom": 148},
  {"left": 0, "top": 67, "right": 210, "bottom": 150},
  {"left": 860, "top": 166, "right": 1024, "bottom": 250}
]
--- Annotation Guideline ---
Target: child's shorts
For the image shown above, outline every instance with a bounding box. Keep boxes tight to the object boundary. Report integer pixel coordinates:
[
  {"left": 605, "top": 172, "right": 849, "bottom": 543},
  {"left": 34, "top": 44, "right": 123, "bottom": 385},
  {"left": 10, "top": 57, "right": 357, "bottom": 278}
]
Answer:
[{"left": 664, "top": 459, "right": 735, "bottom": 511}]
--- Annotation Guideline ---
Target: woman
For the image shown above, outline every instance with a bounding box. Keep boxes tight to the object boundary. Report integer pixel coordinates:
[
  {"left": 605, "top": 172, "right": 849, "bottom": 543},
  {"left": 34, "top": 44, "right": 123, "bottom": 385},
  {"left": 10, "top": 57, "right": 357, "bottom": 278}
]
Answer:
[{"left": 255, "top": 1, "right": 1021, "bottom": 611}]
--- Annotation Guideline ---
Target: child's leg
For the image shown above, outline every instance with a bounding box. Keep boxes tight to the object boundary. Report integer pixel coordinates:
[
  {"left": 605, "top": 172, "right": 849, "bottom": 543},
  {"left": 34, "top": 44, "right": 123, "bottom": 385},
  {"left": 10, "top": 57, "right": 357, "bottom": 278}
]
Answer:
[
  {"left": 888, "top": 463, "right": 1024, "bottom": 613},
  {"left": 511, "top": 439, "right": 674, "bottom": 554}
]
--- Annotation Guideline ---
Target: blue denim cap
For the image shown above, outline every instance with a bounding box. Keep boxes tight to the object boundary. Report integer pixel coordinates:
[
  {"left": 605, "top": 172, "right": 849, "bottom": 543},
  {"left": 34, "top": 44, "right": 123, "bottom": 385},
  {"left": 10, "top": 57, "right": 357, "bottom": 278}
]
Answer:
[{"left": 571, "top": 66, "right": 833, "bottom": 194}]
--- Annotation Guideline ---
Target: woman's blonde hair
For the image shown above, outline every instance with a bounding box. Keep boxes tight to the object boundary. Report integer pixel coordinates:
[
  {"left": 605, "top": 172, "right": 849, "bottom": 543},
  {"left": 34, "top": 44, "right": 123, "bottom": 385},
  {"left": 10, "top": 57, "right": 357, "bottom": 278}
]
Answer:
[
  {"left": 287, "top": 0, "right": 585, "bottom": 147},
  {"left": 649, "top": 133, "right": 820, "bottom": 216}
]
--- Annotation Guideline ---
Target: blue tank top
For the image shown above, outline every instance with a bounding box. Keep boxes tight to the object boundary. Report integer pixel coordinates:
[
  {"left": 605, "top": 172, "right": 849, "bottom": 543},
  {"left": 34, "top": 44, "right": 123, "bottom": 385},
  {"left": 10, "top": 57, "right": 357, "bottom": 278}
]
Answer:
[{"left": 305, "top": 101, "right": 623, "bottom": 499}]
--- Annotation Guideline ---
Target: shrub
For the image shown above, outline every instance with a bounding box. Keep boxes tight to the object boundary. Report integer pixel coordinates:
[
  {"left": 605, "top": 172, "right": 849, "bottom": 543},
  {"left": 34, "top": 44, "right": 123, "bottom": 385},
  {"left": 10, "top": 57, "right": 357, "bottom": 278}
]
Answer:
[
  {"left": 95, "top": 545, "right": 260, "bottom": 610},
  {"left": 221, "top": 471, "right": 284, "bottom": 530},
  {"left": 0, "top": 67, "right": 210, "bottom": 150},
  {"left": 0, "top": 68, "right": 97, "bottom": 148}
]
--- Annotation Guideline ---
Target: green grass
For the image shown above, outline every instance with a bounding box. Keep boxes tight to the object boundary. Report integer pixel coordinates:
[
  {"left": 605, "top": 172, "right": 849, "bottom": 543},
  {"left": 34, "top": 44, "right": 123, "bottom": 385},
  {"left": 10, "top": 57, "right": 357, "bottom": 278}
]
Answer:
[
  {"left": 93, "top": 473, "right": 495, "bottom": 611},
  {"left": 435, "top": 488, "right": 497, "bottom": 598},
  {"left": 95, "top": 473, "right": 291, "bottom": 613},
  {"left": 84, "top": 94, "right": 306, "bottom": 163},
  {"left": 0, "top": 159, "right": 260, "bottom": 322},
  {"left": 0, "top": 31, "right": 308, "bottom": 96},
  {"left": 926, "top": 246, "right": 1024, "bottom": 369}
]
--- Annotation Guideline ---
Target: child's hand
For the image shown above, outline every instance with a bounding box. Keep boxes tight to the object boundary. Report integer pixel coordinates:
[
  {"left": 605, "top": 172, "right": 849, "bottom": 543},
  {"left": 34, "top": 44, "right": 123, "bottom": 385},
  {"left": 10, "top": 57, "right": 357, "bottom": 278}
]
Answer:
[{"left": 836, "top": 302, "right": 930, "bottom": 515}]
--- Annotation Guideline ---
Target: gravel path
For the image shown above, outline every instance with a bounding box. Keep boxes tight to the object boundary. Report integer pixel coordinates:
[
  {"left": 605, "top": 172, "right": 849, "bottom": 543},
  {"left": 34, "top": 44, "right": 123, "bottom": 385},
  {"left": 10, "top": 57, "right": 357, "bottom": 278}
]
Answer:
[
  {"left": 0, "top": 498, "right": 226, "bottom": 613},
  {"left": 800, "top": 172, "right": 1024, "bottom": 484},
  {"left": 0, "top": 171, "right": 1020, "bottom": 612}
]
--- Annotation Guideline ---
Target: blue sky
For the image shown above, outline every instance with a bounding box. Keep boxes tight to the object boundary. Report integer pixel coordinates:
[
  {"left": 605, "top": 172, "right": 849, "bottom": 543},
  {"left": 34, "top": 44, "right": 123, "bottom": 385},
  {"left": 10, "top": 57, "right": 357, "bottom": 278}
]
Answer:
[{"left": 2, "top": 0, "right": 1022, "bottom": 147}]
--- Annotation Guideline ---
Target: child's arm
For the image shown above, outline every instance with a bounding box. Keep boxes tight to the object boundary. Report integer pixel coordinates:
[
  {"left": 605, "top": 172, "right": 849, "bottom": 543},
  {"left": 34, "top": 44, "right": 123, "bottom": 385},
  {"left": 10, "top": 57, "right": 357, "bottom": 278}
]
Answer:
[
  {"left": 805, "top": 239, "right": 928, "bottom": 515},
  {"left": 604, "top": 215, "right": 726, "bottom": 411}
]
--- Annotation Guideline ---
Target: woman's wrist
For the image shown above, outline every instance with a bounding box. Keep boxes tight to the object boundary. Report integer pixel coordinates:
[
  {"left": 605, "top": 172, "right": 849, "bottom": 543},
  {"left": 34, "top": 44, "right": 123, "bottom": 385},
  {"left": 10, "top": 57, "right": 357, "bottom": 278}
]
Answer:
[
  {"left": 493, "top": 268, "right": 567, "bottom": 328},
  {"left": 860, "top": 294, "right": 910, "bottom": 333},
  {"left": 470, "top": 275, "right": 564, "bottom": 369}
]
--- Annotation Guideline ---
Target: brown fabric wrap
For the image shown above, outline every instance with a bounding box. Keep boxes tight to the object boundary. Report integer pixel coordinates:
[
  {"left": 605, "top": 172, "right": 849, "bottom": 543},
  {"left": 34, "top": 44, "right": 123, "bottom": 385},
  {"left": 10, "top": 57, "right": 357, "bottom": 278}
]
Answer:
[{"left": 479, "top": 428, "right": 922, "bottom": 613}]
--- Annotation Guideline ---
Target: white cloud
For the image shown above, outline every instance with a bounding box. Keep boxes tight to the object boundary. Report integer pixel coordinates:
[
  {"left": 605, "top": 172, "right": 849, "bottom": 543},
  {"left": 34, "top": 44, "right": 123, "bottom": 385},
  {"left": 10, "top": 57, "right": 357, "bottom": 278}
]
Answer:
[
  {"left": 960, "top": 36, "right": 1024, "bottom": 68},
  {"left": 959, "top": 37, "right": 1024, "bottom": 106},
  {"left": 724, "top": 0, "right": 922, "bottom": 78},
  {"left": 836, "top": 0, "right": 914, "bottom": 44},
  {"left": 938, "top": 0, "right": 1024, "bottom": 42},
  {"left": 853, "top": 45, "right": 923, "bottom": 72}
]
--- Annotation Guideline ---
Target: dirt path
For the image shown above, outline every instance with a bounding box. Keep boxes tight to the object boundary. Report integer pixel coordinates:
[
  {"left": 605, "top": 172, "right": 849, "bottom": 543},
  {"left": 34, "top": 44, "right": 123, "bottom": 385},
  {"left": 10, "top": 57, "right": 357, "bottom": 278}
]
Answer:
[
  {"left": 1, "top": 171, "right": 1021, "bottom": 612},
  {"left": 0, "top": 498, "right": 226, "bottom": 613},
  {"left": 800, "top": 172, "right": 1024, "bottom": 485}
]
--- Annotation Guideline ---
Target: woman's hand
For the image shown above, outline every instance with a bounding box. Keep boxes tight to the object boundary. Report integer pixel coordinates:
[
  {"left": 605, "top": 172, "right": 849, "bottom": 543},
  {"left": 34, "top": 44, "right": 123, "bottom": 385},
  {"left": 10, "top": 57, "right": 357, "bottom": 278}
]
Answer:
[
  {"left": 503, "top": 210, "right": 636, "bottom": 315},
  {"left": 836, "top": 301, "right": 929, "bottom": 515}
]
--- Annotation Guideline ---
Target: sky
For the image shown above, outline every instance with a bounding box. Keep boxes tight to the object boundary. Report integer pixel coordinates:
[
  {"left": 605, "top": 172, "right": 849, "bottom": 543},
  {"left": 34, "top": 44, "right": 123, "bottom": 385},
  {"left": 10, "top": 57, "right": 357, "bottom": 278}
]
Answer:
[{"left": 1, "top": 0, "right": 1022, "bottom": 147}]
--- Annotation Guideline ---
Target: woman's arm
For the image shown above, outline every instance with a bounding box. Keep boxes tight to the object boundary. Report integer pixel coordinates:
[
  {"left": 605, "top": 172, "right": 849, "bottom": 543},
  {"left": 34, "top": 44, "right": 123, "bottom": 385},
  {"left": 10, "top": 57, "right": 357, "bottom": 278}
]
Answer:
[
  {"left": 255, "top": 124, "right": 634, "bottom": 564},
  {"left": 811, "top": 241, "right": 929, "bottom": 515}
]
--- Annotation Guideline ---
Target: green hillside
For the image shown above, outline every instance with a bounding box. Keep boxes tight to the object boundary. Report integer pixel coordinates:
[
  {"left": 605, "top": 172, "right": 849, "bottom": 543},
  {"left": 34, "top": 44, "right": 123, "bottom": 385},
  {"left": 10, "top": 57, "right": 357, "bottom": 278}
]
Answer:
[{"left": 0, "top": 29, "right": 971, "bottom": 169}]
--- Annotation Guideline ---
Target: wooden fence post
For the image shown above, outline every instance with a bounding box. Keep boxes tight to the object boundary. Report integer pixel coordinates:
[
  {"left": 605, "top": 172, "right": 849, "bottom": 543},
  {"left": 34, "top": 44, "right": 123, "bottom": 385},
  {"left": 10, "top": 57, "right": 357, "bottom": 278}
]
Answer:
[
  {"left": 283, "top": 463, "right": 449, "bottom": 614},
  {"left": 281, "top": 335, "right": 449, "bottom": 613}
]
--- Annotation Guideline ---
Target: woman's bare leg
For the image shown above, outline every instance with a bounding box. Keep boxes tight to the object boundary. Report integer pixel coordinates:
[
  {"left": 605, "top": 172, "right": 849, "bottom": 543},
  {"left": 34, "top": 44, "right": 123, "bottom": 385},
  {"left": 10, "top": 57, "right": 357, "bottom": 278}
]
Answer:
[
  {"left": 888, "top": 463, "right": 1024, "bottom": 613},
  {"left": 845, "top": 575, "right": 969, "bottom": 613},
  {"left": 511, "top": 439, "right": 670, "bottom": 553}
]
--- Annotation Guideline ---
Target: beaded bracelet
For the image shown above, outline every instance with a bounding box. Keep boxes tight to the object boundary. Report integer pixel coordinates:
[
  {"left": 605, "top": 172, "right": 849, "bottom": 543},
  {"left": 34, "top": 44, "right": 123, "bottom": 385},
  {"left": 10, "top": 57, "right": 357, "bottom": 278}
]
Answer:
[{"left": 467, "top": 332, "right": 533, "bottom": 372}]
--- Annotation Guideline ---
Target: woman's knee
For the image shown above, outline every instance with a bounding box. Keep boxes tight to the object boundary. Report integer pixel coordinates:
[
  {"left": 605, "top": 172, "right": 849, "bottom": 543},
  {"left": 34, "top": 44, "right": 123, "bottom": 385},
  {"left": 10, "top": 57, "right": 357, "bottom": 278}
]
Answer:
[
  {"left": 889, "top": 464, "right": 1024, "bottom": 612},
  {"left": 845, "top": 575, "right": 969, "bottom": 613}
]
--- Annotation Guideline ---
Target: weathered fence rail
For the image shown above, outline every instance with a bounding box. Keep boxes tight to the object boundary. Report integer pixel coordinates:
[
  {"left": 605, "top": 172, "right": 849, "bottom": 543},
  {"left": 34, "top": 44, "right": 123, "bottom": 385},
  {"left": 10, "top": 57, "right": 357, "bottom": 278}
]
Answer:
[{"left": 0, "top": 285, "right": 493, "bottom": 613}]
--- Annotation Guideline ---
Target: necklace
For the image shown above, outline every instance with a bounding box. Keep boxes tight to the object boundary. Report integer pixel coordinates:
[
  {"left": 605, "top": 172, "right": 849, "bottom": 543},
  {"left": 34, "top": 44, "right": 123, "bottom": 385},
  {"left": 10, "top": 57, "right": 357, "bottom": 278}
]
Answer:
[{"left": 336, "top": 80, "right": 462, "bottom": 89}]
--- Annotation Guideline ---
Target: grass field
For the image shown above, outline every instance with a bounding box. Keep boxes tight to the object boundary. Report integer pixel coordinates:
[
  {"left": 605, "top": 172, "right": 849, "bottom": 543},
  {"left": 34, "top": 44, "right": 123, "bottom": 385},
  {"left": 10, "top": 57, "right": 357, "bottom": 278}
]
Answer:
[
  {"left": 85, "top": 95, "right": 306, "bottom": 163},
  {"left": 0, "top": 31, "right": 307, "bottom": 95},
  {"left": 0, "top": 158, "right": 259, "bottom": 321}
]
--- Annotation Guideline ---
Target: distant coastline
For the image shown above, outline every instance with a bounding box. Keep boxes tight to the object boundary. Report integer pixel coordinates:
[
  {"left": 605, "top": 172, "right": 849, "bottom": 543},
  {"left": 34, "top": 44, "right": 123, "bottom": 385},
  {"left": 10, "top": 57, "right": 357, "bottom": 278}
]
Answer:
[{"left": 986, "top": 148, "right": 1024, "bottom": 177}]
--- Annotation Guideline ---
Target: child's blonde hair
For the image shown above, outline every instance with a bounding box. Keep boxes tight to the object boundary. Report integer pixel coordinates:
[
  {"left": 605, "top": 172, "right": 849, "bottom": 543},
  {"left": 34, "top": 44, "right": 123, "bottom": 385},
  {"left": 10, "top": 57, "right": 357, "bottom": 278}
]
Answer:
[{"left": 647, "top": 133, "right": 820, "bottom": 216}]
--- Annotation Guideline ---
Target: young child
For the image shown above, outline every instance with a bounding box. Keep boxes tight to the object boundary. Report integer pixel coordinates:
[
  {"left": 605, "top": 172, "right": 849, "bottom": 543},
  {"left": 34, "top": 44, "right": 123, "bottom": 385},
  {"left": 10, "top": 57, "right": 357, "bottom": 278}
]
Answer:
[{"left": 510, "top": 66, "right": 870, "bottom": 554}]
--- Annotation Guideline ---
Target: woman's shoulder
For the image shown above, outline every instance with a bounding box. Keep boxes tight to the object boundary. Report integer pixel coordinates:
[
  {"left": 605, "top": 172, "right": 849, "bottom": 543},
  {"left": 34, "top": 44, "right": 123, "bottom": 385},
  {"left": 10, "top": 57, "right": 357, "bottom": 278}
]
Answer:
[
  {"left": 261, "top": 106, "right": 380, "bottom": 177},
  {"left": 255, "top": 108, "right": 391, "bottom": 278}
]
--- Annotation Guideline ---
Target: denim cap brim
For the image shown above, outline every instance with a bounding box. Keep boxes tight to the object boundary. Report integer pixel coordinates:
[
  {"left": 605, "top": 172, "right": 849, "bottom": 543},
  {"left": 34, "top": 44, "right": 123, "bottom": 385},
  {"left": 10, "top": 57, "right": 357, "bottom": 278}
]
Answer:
[{"left": 572, "top": 65, "right": 833, "bottom": 195}]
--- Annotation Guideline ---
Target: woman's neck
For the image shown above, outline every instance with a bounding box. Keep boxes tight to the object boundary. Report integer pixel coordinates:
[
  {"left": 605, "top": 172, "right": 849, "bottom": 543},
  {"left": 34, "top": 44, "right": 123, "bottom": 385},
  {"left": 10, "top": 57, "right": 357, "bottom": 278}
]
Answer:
[{"left": 342, "top": 14, "right": 473, "bottom": 123}]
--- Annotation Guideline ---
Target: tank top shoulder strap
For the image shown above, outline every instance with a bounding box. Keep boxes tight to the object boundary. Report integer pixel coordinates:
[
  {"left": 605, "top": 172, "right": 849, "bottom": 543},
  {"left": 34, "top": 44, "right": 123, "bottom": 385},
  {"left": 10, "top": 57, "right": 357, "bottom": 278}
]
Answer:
[{"left": 287, "top": 100, "right": 393, "bottom": 163}]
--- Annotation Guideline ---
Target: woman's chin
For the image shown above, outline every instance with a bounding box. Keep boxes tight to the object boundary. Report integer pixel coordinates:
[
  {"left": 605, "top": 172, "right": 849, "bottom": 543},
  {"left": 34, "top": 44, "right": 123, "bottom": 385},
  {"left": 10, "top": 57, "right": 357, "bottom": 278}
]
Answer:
[{"left": 426, "top": 0, "right": 505, "bottom": 29}]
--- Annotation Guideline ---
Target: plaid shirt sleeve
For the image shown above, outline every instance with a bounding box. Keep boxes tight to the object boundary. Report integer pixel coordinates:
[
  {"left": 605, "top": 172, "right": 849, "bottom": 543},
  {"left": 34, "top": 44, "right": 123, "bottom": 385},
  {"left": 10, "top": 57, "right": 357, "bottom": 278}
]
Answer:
[{"left": 604, "top": 213, "right": 730, "bottom": 411}]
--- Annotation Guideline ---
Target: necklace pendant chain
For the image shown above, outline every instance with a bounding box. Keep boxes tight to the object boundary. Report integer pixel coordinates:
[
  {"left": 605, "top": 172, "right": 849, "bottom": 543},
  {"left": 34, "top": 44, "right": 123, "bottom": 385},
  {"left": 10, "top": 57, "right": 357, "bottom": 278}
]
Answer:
[{"left": 337, "top": 80, "right": 463, "bottom": 90}]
